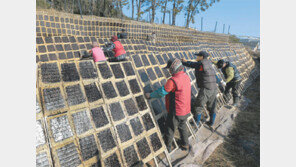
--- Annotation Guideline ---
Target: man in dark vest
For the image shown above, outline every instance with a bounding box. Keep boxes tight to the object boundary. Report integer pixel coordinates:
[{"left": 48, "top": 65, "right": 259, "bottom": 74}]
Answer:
[
  {"left": 182, "top": 51, "right": 218, "bottom": 129},
  {"left": 117, "top": 29, "right": 128, "bottom": 39},
  {"left": 215, "top": 59, "right": 242, "bottom": 107},
  {"left": 145, "top": 58, "right": 191, "bottom": 152}
]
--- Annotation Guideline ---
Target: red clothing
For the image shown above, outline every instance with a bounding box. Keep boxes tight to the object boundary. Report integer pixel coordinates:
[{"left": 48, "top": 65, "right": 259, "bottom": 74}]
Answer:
[
  {"left": 164, "top": 71, "right": 191, "bottom": 116},
  {"left": 113, "top": 41, "right": 126, "bottom": 57},
  {"left": 164, "top": 79, "right": 176, "bottom": 92}
]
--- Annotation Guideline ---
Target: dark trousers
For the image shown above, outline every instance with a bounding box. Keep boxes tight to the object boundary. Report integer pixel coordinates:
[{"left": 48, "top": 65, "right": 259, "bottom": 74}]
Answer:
[
  {"left": 193, "top": 88, "right": 217, "bottom": 116},
  {"left": 165, "top": 113, "right": 189, "bottom": 149},
  {"left": 224, "top": 80, "right": 242, "bottom": 103},
  {"left": 108, "top": 54, "right": 127, "bottom": 62}
]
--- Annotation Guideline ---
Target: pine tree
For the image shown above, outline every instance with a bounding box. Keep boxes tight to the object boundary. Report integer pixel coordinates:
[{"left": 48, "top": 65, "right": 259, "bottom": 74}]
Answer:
[{"left": 172, "top": 0, "right": 184, "bottom": 25}]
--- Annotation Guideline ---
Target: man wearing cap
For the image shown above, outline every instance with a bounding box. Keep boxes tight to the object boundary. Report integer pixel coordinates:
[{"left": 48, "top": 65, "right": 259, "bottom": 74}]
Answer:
[
  {"left": 145, "top": 58, "right": 191, "bottom": 152},
  {"left": 214, "top": 59, "right": 242, "bottom": 107},
  {"left": 104, "top": 35, "right": 127, "bottom": 62},
  {"left": 182, "top": 51, "right": 218, "bottom": 129}
]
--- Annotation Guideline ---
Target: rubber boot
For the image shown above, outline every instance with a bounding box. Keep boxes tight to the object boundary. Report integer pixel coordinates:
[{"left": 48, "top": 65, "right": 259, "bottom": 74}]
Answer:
[
  {"left": 209, "top": 113, "right": 216, "bottom": 126},
  {"left": 195, "top": 114, "right": 202, "bottom": 126},
  {"left": 233, "top": 97, "right": 239, "bottom": 107}
]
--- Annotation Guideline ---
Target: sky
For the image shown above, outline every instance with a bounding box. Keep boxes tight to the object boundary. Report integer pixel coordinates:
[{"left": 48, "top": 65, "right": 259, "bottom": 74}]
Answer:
[{"left": 122, "top": 0, "right": 260, "bottom": 37}]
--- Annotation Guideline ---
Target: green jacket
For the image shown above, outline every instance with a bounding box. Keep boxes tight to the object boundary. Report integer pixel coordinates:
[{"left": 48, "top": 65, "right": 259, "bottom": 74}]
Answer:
[{"left": 212, "top": 60, "right": 235, "bottom": 83}]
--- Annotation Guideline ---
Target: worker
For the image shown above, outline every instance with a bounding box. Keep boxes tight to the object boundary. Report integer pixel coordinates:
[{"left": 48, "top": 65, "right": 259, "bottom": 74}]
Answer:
[
  {"left": 214, "top": 59, "right": 242, "bottom": 107},
  {"left": 117, "top": 29, "right": 127, "bottom": 39},
  {"left": 145, "top": 58, "right": 191, "bottom": 152},
  {"left": 146, "top": 32, "right": 156, "bottom": 44},
  {"left": 105, "top": 35, "right": 127, "bottom": 62},
  {"left": 81, "top": 41, "right": 107, "bottom": 62},
  {"left": 182, "top": 51, "right": 218, "bottom": 129}
]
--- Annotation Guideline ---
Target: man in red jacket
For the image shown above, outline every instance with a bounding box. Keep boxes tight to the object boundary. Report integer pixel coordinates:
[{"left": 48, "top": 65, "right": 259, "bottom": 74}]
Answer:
[
  {"left": 145, "top": 58, "right": 191, "bottom": 152},
  {"left": 105, "top": 35, "right": 127, "bottom": 62}
]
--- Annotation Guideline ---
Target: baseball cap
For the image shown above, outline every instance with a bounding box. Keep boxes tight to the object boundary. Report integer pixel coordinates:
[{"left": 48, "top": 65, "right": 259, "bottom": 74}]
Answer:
[
  {"left": 194, "top": 51, "right": 209, "bottom": 58},
  {"left": 217, "top": 59, "right": 225, "bottom": 68}
]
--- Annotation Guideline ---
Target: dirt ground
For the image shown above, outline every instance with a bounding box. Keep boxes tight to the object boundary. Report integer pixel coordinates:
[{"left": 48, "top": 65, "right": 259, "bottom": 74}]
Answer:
[{"left": 203, "top": 76, "right": 260, "bottom": 167}]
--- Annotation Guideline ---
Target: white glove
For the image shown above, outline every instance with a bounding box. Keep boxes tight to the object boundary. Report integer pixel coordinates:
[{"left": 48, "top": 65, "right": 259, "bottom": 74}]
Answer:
[{"left": 221, "top": 81, "right": 226, "bottom": 87}]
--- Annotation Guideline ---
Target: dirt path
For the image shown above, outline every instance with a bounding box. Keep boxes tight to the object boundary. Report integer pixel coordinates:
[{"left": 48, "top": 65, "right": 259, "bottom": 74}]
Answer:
[{"left": 203, "top": 77, "right": 260, "bottom": 167}]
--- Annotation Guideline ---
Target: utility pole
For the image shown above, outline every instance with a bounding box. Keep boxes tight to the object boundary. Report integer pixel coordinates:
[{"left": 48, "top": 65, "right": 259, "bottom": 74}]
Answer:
[
  {"left": 169, "top": 11, "right": 171, "bottom": 25},
  {"left": 214, "top": 21, "right": 217, "bottom": 33},
  {"left": 71, "top": 0, "right": 75, "bottom": 14},
  {"left": 77, "top": 0, "right": 83, "bottom": 19},
  {"left": 201, "top": 17, "right": 203, "bottom": 31},
  {"left": 223, "top": 24, "right": 225, "bottom": 33},
  {"left": 228, "top": 25, "right": 231, "bottom": 34},
  {"left": 64, "top": 0, "right": 67, "bottom": 12}
]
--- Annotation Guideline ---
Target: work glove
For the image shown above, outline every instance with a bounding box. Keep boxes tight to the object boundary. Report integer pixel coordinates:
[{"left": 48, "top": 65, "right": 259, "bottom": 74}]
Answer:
[
  {"left": 145, "top": 93, "right": 151, "bottom": 99},
  {"left": 220, "top": 81, "right": 226, "bottom": 87}
]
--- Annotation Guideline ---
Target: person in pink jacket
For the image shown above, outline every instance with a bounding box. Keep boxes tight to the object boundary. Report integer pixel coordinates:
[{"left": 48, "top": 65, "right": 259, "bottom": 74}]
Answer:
[
  {"left": 89, "top": 41, "right": 107, "bottom": 62},
  {"left": 81, "top": 42, "right": 107, "bottom": 62}
]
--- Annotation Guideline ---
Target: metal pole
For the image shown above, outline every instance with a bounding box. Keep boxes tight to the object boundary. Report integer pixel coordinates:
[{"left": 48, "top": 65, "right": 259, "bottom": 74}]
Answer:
[
  {"left": 72, "top": 0, "right": 75, "bottom": 13},
  {"left": 169, "top": 11, "right": 171, "bottom": 25},
  {"left": 214, "top": 21, "right": 217, "bottom": 33},
  {"left": 77, "top": 0, "right": 83, "bottom": 19},
  {"left": 223, "top": 24, "right": 225, "bottom": 33},
  {"left": 228, "top": 25, "right": 231, "bottom": 34},
  {"left": 91, "top": 0, "right": 94, "bottom": 15},
  {"left": 64, "top": 0, "right": 67, "bottom": 12},
  {"left": 201, "top": 17, "right": 203, "bottom": 31}
]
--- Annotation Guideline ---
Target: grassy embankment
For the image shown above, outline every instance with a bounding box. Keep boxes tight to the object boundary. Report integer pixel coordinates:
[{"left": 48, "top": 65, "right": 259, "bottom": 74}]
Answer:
[{"left": 204, "top": 75, "right": 260, "bottom": 167}]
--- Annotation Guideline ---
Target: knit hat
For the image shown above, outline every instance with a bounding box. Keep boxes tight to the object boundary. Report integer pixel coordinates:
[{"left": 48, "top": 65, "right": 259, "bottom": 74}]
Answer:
[
  {"left": 165, "top": 58, "right": 184, "bottom": 74},
  {"left": 111, "top": 35, "right": 118, "bottom": 42}
]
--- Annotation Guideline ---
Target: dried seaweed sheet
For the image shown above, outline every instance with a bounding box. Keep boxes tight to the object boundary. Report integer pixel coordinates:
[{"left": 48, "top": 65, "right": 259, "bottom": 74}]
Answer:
[
  {"left": 136, "top": 138, "right": 151, "bottom": 159},
  {"left": 61, "top": 62, "right": 80, "bottom": 82},
  {"left": 110, "top": 64, "right": 125, "bottom": 79},
  {"left": 141, "top": 113, "right": 155, "bottom": 131},
  {"left": 65, "top": 84, "right": 86, "bottom": 106},
  {"left": 56, "top": 142, "right": 81, "bottom": 167},
  {"left": 90, "top": 106, "right": 109, "bottom": 128},
  {"left": 123, "top": 145, "right": 139, "bottom": 167},
  {"left": 98, "top": 62, "right": 113, "bottom": 79},
  {"left": 135, "top": 95, "right": 148, "bottom": 111},
  {"left": 123, "top": 98, "right": 138, "bottom": 116},
  {"left": 116, "top": 123, "right": 132, "bottom": 143},
  {"left": 115, "top": 81, "right": 130, "bottom": 97},
  {"left": 102, "top": 82, "right": 118, "bottom": 99},
  {"left": 130, "top": 117, "right": 144, "bottom": 136},
  {"left": 79, "top": 135, "right": 98, "bottom": 161},
  {"left": 43, "top": 87, "right": 65, "bottom": 111},
  {"left": 128, "top": 79, "right": 141, "bottom": 94},
  {"left": 109, "top": 102, "right": 125, "bottom": 121},
  {"left": 41, "top": 63, "right": 61, "bottom": 83},
  {"left": 97, "top": 128, "right": 116, "bottom": 152},
  {"left": 149, "top": 133, "right": 162, "bottom": 152},
  {"left": 84, "top": 83, "right": 102, "bottom": 103}
]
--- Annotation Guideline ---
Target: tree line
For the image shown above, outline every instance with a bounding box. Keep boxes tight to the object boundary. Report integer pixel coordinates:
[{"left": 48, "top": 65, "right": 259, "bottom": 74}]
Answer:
[{"left": 37, "top": 0, "right": 220, "bottom": 28}]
